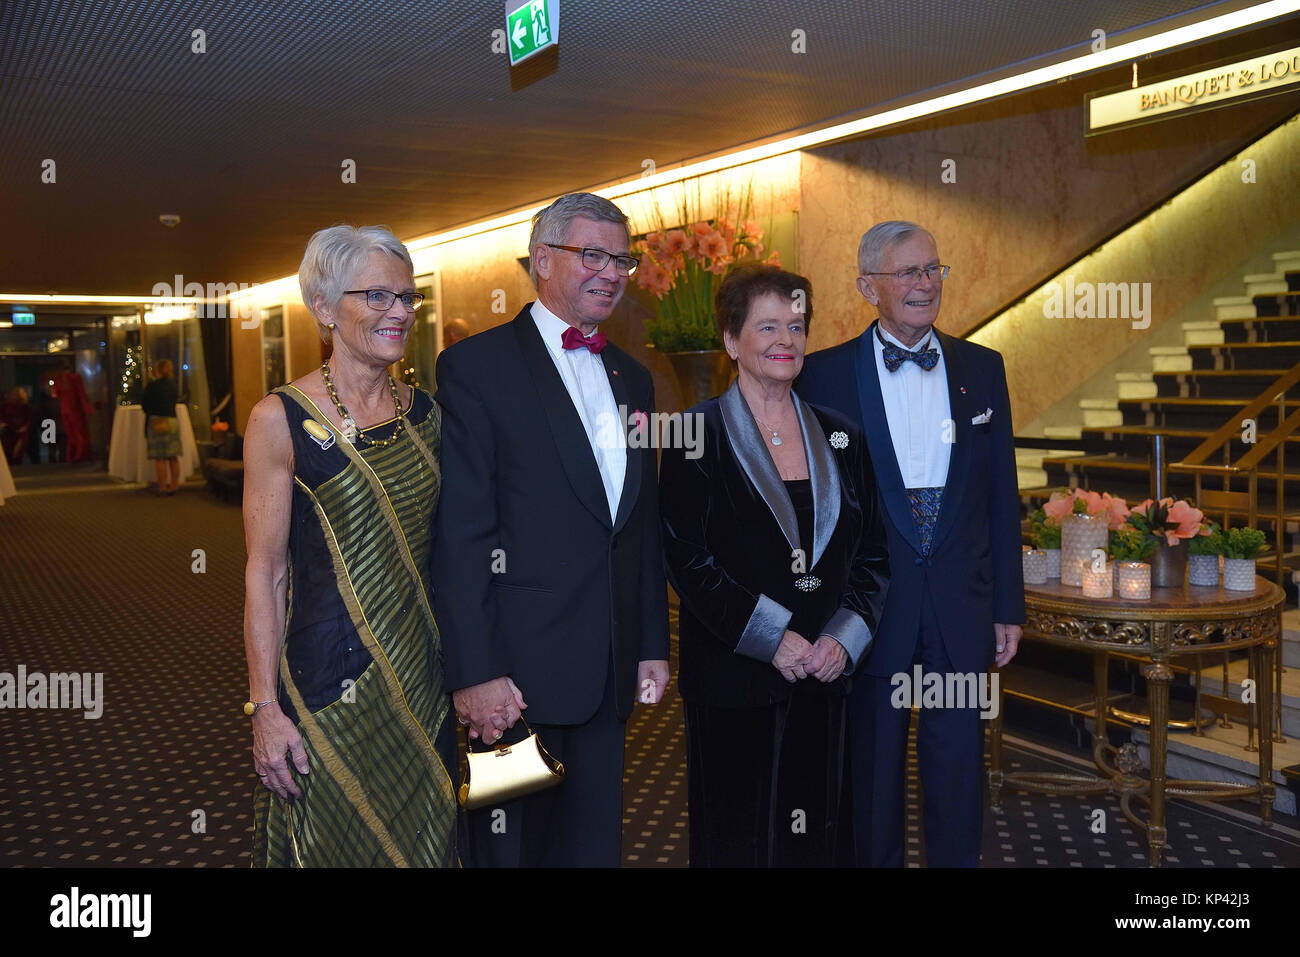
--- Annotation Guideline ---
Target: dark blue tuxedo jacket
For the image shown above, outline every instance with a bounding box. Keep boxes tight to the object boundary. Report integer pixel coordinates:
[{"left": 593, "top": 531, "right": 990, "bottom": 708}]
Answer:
[{"left": 796, "top": 320, "right": 1024, "bottom": 677}]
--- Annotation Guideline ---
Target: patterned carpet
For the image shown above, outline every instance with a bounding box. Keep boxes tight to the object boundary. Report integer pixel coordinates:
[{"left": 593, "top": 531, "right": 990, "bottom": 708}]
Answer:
[{"left": 2, "top": 472, "right": 1298, "bottom": 867}]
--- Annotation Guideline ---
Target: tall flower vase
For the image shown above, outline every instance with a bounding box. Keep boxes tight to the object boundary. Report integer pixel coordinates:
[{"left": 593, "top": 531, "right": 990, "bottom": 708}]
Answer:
[
  {"left": 1222, "top": 558, "right": 1256, "bottom": 591},
  {"left": 1060, "top": 513, "right": 1109, "bottom": 587},
  {"left": 1150, "top": 540, "right": 1188, "bottom": 588},
  {"left": 662, "top": 350, "right": 734, "bottom": 407}
]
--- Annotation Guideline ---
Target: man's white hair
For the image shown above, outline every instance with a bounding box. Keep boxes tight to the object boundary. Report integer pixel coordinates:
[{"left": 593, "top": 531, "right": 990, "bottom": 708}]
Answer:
[{"left": 857, "top": 220, "right": 935, "bottom": 275}]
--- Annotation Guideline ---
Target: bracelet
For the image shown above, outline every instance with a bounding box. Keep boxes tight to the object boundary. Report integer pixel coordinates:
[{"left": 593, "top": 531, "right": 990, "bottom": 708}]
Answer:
[{"left": 243, "top": 698, "right": 276, "bottom": 717}]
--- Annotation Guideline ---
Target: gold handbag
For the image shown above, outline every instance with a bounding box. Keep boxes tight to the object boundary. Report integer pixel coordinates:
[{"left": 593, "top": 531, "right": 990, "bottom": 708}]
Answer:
[{"left": 456, "top": 717, "right": 565, "bottom": 810}]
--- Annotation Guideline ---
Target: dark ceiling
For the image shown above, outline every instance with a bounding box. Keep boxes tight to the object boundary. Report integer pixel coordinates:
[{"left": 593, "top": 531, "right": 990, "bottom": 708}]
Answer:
[{"left": 0, "top": 0, "right": 1288, "bottom": 296}]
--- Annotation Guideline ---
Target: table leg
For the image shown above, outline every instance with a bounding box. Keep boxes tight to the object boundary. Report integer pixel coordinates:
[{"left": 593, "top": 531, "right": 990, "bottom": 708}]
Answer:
[
  {"left": 1092, "top": 651, "right": 1109, "bottom": 773},
  {"left": 1143, "top": 659, "right": 1173, "bottom": 868},
  {"left": 987, "top": 669, "right": 1004, "bottom": 810},
  {"left": 1258, "top": 637, "right": 1275, "bottom": 827}
]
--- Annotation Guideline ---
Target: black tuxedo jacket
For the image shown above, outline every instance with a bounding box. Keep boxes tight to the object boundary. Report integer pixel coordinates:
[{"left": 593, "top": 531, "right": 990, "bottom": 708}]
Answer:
[
  {"left": 796, "top": 320, "right": 1025, "bottom": 677},
  {"left": 431, "top": 305, "right": 669, "bottom": 724},
  {"left": 660, "top": 383, "right": 890, "bottom": 709}
]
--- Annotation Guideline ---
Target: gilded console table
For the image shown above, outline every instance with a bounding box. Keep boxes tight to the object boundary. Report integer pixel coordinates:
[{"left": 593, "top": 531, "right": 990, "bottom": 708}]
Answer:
[{"left": 987, "top": 577, "right": 1282, "bottom": 867}]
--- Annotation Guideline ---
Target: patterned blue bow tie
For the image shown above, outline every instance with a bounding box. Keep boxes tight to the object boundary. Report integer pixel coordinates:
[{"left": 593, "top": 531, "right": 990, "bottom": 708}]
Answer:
[{"left": 880, "top": 337, "right": 939, "bottom": 373}]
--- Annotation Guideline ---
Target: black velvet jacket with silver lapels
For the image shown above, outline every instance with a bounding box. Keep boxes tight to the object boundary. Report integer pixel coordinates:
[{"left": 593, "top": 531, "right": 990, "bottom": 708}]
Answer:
[{"left": 660, "top": 381, "right": 891, "bottom": 709}]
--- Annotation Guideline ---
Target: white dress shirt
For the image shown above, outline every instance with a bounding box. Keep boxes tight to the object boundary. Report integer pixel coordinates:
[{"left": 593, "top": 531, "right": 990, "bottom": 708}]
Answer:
[
  {"left": 531, "top": 300, "right": 626, "bottom": 520},
  {"left": 872, "top": 323, "right": 952, "bottom": 489}
]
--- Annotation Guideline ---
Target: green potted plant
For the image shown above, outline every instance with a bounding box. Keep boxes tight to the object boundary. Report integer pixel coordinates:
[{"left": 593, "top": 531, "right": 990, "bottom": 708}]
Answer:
[
  {"left": 1187, "top": 522, "right": 1224, "bottom": 587},
  {"left": 1029, "top": 507, "right": 1062, "bottom": 578},
  {"left": 1109, "top": 525, "right": 1157, "bottom": 598},
  {"left": 1221, "top": 527, "right": 1267, "bottom": 591}
]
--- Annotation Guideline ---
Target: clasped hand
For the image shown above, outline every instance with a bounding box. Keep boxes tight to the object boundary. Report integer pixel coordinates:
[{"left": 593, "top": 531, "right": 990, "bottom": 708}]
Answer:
[
  {"left": 453, "top": 676, "right": 527, "bottom": 742},
  {"left": 772, "top": 630, "right": 846, "bottom": 683}
]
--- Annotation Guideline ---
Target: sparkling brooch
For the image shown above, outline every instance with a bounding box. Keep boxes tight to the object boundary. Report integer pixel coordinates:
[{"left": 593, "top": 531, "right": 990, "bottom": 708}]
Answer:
[
  {"left": 794, "top": 575, "right": 822, "bottom": 592},
  {"left": 830, "top": 431, "right": 849, "bottom": 449}
]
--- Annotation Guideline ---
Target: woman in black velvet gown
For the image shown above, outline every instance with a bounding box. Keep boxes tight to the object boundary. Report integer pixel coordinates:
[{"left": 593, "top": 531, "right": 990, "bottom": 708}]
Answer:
[{"left": 660, "top": 264, "right": 890, "bottom": 867}]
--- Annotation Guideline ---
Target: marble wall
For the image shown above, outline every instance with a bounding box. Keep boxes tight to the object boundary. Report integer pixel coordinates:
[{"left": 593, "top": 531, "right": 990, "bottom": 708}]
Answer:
[
  {"left": 797, "top": 84, "right": 1300, "bottom": 357},
  {"left": 973, "top": 114, "right": 1300, "bottom": 431}
]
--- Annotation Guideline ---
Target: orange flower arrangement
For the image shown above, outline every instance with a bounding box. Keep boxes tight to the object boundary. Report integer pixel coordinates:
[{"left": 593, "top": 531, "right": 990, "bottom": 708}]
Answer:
[{"left": 634, "top": 184, "right": 780, "bottom": 351}]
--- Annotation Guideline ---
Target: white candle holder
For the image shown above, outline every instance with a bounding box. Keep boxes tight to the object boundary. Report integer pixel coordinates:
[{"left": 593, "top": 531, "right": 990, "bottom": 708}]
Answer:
[
  {"left": 1081, "top": 559, "right": 1113, "bottom": 598},
  {"left": 1044, "top": 548, "right": 1061, "bottom": 579},
  {"left": 1222, "top": 557, "right": 1256, "bottom": 591},
  {"left": 1116, "top": 561, "right": 1151, "bottom": 600},
  {"left": 1023, "top": 548, "right": 1048, "bottom": 585},
  {"left": 1187, "top": 553, "right": 1219, "bottom": 587}
]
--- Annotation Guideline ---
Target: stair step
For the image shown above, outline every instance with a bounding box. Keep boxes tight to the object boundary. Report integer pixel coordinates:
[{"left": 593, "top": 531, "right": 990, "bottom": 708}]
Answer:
[
  {"left": 1150, "top": 345, "right": 1193, "bottom": 372},
  {"left": 1213, "top": 295, "right": 1256, "bottom": 322},
  {"left": 1245, "top": 273, "right": 1289, "bottom": 297},
  {"left": 1182, "top": 320, "right": 1225, "bottom": 346},
  {"left": 1130, "top": 725, "right": 1299, "bottom": 816},
  {"left": 1115, "top": 371, "right": 1158, "bottom": 399},
  {"left": 1043, "top": 425, "right": 1083, "bottom": 440},
  {"left": 1195, "top": 658, "right": 1300, "bottom": 738},
  {"left": 1151, "top": 368, "right": 1291, "bottom": 398}
]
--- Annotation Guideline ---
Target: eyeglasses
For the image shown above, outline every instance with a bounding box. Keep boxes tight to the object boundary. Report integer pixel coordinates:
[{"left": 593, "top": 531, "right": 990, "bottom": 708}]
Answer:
[
  {"left": 546, "top": 244, "right": 640, "bottom": 277},
  {"left": 862, "top": 264, "right": 950, "bottom": 284},
  {"left": 344, "top": 289, "right": 424, "bottom": 311}
]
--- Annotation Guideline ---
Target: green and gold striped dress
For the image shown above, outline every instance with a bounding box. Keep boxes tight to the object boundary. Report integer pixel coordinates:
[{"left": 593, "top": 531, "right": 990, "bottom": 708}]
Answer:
[{"left": 251, "top": 385, "right": 458, "bottom": 867}]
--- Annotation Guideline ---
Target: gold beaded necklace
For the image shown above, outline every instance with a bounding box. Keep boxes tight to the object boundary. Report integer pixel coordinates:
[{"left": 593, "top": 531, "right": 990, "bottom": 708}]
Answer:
[{"left": 320, "top": 361, "right": 406, "bottom": 448}]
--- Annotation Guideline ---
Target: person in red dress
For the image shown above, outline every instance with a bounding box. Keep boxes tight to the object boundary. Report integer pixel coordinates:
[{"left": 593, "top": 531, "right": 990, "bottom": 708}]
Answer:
[{"left": 51, "top": 361, "right": 94, "bottom": 463}]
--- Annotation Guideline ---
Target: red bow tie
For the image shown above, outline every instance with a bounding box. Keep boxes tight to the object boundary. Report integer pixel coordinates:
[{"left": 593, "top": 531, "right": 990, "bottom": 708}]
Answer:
[{"left": 561, "top": 325, "right": 607, "bottom": 354}]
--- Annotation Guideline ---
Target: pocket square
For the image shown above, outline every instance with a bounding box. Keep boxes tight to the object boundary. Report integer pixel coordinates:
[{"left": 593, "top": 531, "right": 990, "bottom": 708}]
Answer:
[{"left": 971, "top": 408, "right": 993, "bottom": 425}]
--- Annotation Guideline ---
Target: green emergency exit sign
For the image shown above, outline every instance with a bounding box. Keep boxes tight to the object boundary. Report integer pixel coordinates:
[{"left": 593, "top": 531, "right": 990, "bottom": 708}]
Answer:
[{"left": 506, "top": 0, "right": 557, "bottom": 66}]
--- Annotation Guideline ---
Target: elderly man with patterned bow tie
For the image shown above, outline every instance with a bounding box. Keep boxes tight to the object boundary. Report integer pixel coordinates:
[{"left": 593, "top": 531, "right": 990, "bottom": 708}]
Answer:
[{"left": 796, "top": 221, "right": 1025, "bottom": 867}]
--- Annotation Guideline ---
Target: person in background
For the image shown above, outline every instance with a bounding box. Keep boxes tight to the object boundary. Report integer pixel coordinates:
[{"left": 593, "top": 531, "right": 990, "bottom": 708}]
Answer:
[
  {"left": 1, "top": 387, "right": 31, "bottom": 465},
  {"left": 660, "top": 263, "right": 890, "bottom": 866},
  {"left": 51, "top": 360, "right": 93, "bottom": 463},
  {"left": 141, "top": 359, "right": 182, "bottom": 495},
  {"left": 442, "top": 317, "right": 470, "bottom": 348}
]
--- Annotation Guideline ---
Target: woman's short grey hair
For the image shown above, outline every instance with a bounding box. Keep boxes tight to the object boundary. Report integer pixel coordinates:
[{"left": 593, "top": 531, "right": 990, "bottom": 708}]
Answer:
[
  {"left": 528, "top": 193, "right": 630, "bottom": 285},
  {"left": 857, "top": 221, "right": 934, "bottom": 275},
  {"left": 299, "top": 225, "right": 414, "bottom": 341}
]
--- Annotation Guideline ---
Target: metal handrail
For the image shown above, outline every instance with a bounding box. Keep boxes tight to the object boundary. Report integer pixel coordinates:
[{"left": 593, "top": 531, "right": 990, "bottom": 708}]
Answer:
[
  {"left": 1167, "top": 360, "right": 1299, "bottom": 744},
  {"left": 1176, "top": 364, "right": 1300, "bottom": 467}
]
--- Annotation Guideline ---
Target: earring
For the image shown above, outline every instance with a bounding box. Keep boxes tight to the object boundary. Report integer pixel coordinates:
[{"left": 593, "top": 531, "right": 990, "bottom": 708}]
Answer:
[{"left": 327, "top": 322, "right": 336, "bottom": 330}]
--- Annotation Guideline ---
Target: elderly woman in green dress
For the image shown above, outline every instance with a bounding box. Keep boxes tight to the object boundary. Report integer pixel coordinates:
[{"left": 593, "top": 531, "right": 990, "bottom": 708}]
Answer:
[{"left": 242, "top": 225, "right": 458, "bottom": 866}]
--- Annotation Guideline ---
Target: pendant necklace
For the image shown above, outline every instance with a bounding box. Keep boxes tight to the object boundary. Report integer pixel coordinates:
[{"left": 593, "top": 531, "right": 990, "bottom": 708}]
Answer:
[
  {"left": 753, "top": 413, "right": 786, "bottom": 447},
  {"left": 320, "top": 361, "right": 406, "bottom": 448}
]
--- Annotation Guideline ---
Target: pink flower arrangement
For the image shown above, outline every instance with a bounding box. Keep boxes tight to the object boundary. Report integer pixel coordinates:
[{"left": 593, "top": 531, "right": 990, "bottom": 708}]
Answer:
[
  {"left": 1127, "top": 497, "right": 1206, "bottom": 546},
  {"left": 635, "top": 183, "right": 783, "bottom": 352},
  {"left": 1042, "top": 488, "right": 1130, "bottom": 531}
]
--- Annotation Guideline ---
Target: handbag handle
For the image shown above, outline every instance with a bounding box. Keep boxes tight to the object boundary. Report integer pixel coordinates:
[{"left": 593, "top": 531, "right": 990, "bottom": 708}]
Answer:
[{"left": 464, "top": 715, "right": 536, "bottom": 754}]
